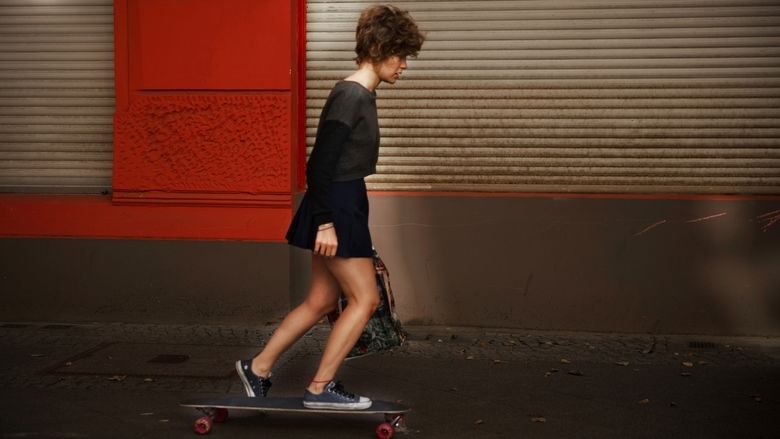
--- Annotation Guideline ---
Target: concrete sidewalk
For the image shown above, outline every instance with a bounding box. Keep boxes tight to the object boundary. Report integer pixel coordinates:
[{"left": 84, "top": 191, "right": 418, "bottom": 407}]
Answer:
[{"left": 0, "top": 322, "right": 777, "bottom": 438}]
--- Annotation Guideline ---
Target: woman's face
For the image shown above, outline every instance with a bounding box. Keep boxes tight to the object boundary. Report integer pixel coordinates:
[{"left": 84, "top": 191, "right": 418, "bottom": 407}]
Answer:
[{"left": 375, "top": 55, "right": 408, "bottom": 84}]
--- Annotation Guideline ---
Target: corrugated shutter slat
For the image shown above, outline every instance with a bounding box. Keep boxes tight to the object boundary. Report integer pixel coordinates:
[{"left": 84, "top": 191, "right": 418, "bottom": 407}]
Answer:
[
  {"left": 0, "top": 0, "right": 113, "bottom": 193},
  {"left": 307, "top": 0, "right": 780, "bottom": 194}
]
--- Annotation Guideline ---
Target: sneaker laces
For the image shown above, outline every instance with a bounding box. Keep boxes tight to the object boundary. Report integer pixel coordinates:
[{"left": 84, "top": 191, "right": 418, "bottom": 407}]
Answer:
[
  {"left": 329, "top": 381, "right": 356, "bottom": 400},
  {"left": 258, "top": 377, "right": 272, "bottom": 395}
]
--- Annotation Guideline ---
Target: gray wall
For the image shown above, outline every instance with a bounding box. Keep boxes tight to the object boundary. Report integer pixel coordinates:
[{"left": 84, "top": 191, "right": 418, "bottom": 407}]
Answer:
[
  {"left": 361, "top": 195, "right": 780, "bottom": 336},
  {"left": 2, "top": 195, "right": 779, "bottom": 336},
  {"left": 0, "top": 239, "right": 291, "bottom": 325}
]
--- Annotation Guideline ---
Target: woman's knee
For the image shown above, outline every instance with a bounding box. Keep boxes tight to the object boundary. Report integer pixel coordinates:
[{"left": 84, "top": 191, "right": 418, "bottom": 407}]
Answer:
[
  {"left": 350, "top": 287, "right": 380, "bottom": 315},
  {"left": 324, "top": 256, "right": 379, "bottom": 314}
]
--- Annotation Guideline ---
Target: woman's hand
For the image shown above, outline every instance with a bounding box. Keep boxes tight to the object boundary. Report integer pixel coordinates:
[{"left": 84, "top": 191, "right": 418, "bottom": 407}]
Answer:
[{"left": 314, "top": 223, "right": 338, "bottom": 257}]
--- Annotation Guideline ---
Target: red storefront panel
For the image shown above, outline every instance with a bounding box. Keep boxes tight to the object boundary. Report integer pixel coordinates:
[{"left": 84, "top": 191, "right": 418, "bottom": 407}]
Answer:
[{"left": 1, "top": 0, "right": 302, "bottom": 240}]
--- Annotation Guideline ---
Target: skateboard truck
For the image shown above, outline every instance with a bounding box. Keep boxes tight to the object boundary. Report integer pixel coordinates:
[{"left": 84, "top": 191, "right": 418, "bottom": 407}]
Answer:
[{"left": 377, "top": 413, "right": 408, "bottom": 437}]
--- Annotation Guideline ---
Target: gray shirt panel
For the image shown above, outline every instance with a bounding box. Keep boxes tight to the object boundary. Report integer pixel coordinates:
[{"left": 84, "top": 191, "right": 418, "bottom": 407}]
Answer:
[{"left": 318, "top": 80, "right": 380, "bottom": 182}]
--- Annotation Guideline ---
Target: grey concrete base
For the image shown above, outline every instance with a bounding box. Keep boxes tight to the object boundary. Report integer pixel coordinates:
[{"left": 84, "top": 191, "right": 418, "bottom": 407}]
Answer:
[
  {"left": 0, "top": 238, "right": 290, "bottom": 325},
  {"left": 367, "top": 195, "right": 780, "bottom": 336}
]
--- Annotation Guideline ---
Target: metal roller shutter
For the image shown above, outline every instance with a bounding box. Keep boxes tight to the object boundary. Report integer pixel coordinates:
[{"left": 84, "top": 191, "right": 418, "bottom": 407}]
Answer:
[
  {"left": 0, "top": 0, "right": 114, "bottom": 193},
  {"left": 306, "top": 0, "right": 780, "bottom": 194}
]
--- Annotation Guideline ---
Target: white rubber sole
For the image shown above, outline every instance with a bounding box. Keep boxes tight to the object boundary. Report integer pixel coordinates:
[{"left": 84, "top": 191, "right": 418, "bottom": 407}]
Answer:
[
  {"left": 235, "top": 361, "right": 256, "bottom": 397},
  {"left": 303, "top": 399, "right": 373, "bottom": 410}
]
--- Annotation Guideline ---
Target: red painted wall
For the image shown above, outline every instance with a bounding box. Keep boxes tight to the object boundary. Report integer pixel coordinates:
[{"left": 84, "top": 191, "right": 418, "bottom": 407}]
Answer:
[
  {"left": 114, "top": 0, "right": 294, "bottom": 205},
  {"left": 0, "top": 0, "right": 302, "bottom": 241}
]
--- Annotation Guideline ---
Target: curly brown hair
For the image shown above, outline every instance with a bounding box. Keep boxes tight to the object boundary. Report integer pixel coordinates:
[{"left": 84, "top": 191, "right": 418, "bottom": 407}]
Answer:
[{"left": 354, "top": 4, "right": 425, "bottom": 64}]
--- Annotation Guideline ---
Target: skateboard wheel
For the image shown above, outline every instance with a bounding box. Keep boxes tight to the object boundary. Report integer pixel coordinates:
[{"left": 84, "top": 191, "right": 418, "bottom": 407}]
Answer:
[
  {"left": 194, "top": 416, "right": 212, "bottom": 435},
  {"left": 375, "top": 422, "right": 395, "bottom": 439},
  {"left": 213, "top": 408, "right": 229, "bottom": 423}
]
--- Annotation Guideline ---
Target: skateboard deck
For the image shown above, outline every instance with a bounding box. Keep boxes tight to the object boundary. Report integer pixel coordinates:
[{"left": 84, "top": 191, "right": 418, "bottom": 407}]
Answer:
[{"left": 181, "top": 396, "right": 410, "bottom": 437}]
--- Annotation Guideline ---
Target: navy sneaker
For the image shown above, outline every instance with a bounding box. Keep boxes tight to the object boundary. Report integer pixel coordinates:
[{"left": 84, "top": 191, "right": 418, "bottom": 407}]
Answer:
[
  {"left": 235, "top": 359, "right": 272, "bottom": 397},
  {"left": 303, "top": 380, "right": 372, "bottom": 410}
]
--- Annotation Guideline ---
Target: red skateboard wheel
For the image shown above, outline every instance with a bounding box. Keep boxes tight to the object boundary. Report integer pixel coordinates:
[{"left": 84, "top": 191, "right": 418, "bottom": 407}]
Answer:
[
  {"left": 194, "top": 416, "right": 212, "bottom": 435},
  {"left": 375, "top": 422, "right": 395, "bottom": 439}
]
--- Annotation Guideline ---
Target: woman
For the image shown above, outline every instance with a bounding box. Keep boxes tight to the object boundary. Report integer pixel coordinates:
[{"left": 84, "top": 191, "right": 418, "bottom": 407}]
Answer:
[{"left": 236, "top": 4, "right": 424, "bottom": 410}]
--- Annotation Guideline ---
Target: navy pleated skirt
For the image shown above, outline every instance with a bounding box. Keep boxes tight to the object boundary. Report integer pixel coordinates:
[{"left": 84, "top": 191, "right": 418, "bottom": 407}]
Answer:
[{"left": 286, "top": 178, "right": 373, "bottom": 258}]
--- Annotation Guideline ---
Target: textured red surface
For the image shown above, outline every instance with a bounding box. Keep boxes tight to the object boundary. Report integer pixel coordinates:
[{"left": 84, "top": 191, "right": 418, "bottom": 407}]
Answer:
[
  {"left": 4, "top": 0, "right": 301, "bottom": 240},
  {"left": 114, "top": 94, "right": 291, "bottom": 196},
  {"left": 110, "top": 0, "right": 298, "bottom": 238}
]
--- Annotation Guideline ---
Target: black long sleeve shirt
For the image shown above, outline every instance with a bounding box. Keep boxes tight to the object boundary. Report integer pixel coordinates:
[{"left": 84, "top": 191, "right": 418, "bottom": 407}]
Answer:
[{"left": 306, "top": 81, "right": 379, "bottom": 226}]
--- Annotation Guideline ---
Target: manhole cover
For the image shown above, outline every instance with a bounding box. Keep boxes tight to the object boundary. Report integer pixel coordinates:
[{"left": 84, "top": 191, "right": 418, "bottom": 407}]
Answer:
[{"left": 46, "top": 343, "right": 256, "bottom": 379}]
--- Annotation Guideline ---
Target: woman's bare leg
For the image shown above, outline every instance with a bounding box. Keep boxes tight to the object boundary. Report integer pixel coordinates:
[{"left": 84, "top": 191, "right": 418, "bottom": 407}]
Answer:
[
  {"left": 250, "top": 254, "right": 341, "bottom": 377},
  {"left": 307, "top": 256, "right": 379, "bottom": 393}
]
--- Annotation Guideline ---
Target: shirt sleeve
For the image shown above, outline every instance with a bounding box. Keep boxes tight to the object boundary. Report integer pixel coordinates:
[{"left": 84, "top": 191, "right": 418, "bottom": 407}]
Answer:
[
  {"left": 306, "top": 84, "right": 365, "bottom": 226},
  {"left": 306, "top": 120, "right": 352, "bottom": 226},
  {"left": 306, "top": 84, "right": 369, "bottom": 226}
]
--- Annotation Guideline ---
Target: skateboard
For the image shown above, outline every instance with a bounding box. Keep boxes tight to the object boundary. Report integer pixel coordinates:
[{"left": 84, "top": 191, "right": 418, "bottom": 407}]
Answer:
[{"left": 181, "top": 396, "right": 410, "bottom": 438}]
